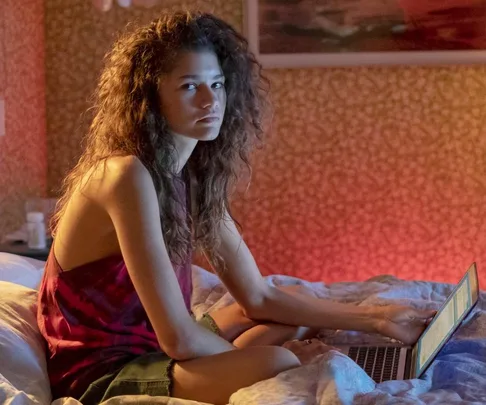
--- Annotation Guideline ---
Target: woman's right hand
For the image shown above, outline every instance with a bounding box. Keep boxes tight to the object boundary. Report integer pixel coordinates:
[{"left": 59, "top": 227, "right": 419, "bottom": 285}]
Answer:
[{"left": 372, "top": 305, "right": 436, "bottom": 345}]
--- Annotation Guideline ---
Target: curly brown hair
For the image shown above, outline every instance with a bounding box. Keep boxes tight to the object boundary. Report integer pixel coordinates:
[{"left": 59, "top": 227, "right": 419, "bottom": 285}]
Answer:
[{"left": 51, "top": 11, "right": 268, "bottom": 268}]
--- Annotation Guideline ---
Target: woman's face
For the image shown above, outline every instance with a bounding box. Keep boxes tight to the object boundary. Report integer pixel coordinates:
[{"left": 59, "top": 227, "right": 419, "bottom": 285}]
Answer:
[{"left": 158, "top": 50, "right": 227, "bottom": 142}]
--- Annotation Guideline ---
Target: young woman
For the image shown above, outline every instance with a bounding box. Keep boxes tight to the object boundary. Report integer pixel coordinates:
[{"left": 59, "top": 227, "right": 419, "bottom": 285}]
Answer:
[{"left": 37, "top": 11, "right": 434, "bottom": 405}]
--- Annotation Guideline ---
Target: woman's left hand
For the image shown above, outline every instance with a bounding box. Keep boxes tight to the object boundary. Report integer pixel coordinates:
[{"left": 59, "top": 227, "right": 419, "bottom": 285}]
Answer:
[{"left": 373, "top": 305, "right": 436, "bottom": 345}]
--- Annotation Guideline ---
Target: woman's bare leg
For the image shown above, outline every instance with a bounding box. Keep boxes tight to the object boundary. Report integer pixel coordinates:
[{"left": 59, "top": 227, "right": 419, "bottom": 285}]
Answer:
[
  {"left": 208, "top": 301, "right": 258, "bottom": 342},
  {"left": 233, "top": 322, "right": 318, "bottom": 348},
  {"left": 172, "top": 345, "right": 300, "bottom": 405},
  {"left": 209, "top": 285, "right": 320, "bottom": 348}
]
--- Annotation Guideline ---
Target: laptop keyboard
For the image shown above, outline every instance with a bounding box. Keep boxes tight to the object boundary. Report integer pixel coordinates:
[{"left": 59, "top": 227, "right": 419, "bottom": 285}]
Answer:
[{"left": 347, "top": 346, "right": 401, "bottom": 382}]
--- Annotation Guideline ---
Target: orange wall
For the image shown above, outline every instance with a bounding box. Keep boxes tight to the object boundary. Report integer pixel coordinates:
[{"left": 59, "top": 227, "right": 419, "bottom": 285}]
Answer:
[
  {"left": 233, "top": 66, "right": 486, "bottom": 287},
  {"left": 43, "top": 1, "right": 486, "bottom": 286},
  {"left": 0, "top": 0, "right": 47, "bottom": 237}
]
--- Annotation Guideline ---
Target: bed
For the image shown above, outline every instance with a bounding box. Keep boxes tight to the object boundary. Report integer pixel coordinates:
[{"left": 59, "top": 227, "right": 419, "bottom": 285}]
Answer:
[{"left": 1, "top": 252, "right": 485, "bottom": 405}]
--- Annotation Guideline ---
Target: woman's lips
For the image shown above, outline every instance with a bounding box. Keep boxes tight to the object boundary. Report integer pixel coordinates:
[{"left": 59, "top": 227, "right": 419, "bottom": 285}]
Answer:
[{"left": 197, "top": 116, "right": 220, "bottom": 123}]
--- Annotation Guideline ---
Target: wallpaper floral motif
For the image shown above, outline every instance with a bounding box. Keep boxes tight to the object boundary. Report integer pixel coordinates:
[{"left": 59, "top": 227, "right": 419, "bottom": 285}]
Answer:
[
  {"left": 44, "top": 0, "right": 486, "bottom": 286},
  {"left": 0, "top": 0, "right": 47, "bottom": 238}
]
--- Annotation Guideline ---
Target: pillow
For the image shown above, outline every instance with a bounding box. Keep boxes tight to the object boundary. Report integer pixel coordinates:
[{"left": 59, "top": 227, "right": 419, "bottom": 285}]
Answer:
[
  {"left": 0, "top": 281, "right": 51, "bottom": 404},
  {"left": 0, "top": 253, "right": 45, "bottom": 290}
]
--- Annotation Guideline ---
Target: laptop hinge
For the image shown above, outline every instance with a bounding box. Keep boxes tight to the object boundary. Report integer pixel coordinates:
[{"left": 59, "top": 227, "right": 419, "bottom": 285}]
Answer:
[{"left": 403, "top": 348, "right": 413, "bottom": 379}]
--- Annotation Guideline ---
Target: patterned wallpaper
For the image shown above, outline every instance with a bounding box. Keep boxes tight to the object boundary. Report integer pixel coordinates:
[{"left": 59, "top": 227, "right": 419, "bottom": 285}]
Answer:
[
  {"left": 45, "top": 0, "right": 486, "bottom": 286},
  {"left": 0, "top": 0, "right": 47, "bottom": 238},
  {"left": 239, "top": 65, "right": 486, "bottom": 287}
]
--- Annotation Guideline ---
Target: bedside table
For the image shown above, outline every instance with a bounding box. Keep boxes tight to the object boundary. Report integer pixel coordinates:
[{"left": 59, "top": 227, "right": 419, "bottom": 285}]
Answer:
[{"left": 0, "top": 241, "right": 51, "bottom": 261}]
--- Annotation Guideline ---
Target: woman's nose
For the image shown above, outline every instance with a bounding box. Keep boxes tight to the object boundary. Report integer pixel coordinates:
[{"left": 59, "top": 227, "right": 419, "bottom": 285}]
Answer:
[{"left": 199, "top": 85, "right": 218, "bottom": 110}]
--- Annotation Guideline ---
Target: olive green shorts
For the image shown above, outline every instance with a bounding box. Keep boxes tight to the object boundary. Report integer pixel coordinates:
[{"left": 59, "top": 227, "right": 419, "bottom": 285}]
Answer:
[{"left": 79, "top": 313, "right": 220, "bottom": 405}]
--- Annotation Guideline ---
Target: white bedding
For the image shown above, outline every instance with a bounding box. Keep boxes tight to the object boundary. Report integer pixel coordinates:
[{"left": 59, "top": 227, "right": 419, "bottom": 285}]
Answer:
[
  {"left": 192, "top": 268, "right": 486, "bottom": 405},
  {"left": 1, "top": 253, "right": 485, "bottom": 405}
]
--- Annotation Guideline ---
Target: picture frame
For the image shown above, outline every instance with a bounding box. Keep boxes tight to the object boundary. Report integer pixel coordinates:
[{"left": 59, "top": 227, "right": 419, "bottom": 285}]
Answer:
[{"left": 244, "top": 0, "right": 486, "bottom": 68}]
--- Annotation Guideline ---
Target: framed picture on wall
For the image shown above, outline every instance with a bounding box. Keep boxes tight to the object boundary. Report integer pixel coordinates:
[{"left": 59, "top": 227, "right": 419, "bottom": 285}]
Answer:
[{"left": 244, "top": 0, "right": 486, "bottom": 68}]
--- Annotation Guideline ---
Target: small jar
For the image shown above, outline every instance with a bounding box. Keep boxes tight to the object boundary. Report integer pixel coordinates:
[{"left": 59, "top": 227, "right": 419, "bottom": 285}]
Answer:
[{"left": 27, "top": 212, "right": 46, "bottom": 249}]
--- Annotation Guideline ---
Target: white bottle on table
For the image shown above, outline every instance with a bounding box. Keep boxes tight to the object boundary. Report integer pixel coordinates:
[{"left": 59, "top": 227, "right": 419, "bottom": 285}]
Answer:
[{"left": 27, "top": 212, "right": 46, "bottom": 249}]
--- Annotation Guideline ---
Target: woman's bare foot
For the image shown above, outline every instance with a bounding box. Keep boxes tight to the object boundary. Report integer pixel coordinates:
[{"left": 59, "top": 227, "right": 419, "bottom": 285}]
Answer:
[{"left": 282, "top": 338, "right": 336, "bottom": 365}]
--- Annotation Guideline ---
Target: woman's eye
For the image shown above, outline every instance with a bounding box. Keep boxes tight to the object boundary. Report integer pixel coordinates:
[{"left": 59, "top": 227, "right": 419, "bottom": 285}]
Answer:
[
  {"left": 213, "top": 81, "right": 225, "bottom": 89},
  {"left": 182, "top": 83, "right": 197, "bottom": 91}
]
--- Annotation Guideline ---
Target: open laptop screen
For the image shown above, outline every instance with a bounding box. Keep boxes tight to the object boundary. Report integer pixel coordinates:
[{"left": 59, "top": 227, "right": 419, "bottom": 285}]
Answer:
[{"left": 414, "top": 263, "right": 479, "bottom": 378}]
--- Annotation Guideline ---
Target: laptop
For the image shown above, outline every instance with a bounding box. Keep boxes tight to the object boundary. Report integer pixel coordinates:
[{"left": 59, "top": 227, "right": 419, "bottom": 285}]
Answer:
[{"left": 336, "top": 263, "right": 480, "bottom": 383}]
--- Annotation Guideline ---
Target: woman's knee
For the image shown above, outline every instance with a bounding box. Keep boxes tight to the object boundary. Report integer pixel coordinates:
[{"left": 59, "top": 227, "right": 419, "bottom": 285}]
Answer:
[
  {"left": 257, "top": 345, "right": 301, "bottom": 375},
  {"left": 171, "top": 346, "right": 300, "bottom": 405}
]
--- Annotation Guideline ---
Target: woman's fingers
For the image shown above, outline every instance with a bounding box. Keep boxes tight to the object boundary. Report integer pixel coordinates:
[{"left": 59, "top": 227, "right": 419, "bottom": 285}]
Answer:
[{"left": 408, "top": 309, "right": 437, "bottom": 325}]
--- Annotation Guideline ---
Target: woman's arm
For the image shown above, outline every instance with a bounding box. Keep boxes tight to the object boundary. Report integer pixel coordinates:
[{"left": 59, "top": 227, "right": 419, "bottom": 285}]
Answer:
[
  {"left": 215, "top": 210, "right": 376, "bottom": 329},
  {"left": 216, "top": 210, "right": 433, "bottom": 345},
  {"left": 96, "top": 156, "right": 234, "bottom": 360}
]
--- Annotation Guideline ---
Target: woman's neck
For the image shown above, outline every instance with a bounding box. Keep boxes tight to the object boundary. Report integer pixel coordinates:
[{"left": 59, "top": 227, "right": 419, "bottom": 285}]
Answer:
[{"left": 172, "top": 133, "right": 198, "bottom": 173}]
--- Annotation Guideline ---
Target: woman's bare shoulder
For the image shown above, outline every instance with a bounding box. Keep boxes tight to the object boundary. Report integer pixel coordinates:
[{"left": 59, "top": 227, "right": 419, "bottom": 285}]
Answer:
[
  {"left": 81, "top": 155, "right": 153, "bottom": 201},
  {"left": 105, "top": 155, "right": 148, "bottom": 177}
]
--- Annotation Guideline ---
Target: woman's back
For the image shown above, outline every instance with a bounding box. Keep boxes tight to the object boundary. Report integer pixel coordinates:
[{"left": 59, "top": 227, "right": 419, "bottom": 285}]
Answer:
[
  {"left": 52, "top": 160, "right": 134, "bottom": 271},
  {"left": 38, "top": 159, "right": 193, "bottom": 399}
]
